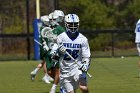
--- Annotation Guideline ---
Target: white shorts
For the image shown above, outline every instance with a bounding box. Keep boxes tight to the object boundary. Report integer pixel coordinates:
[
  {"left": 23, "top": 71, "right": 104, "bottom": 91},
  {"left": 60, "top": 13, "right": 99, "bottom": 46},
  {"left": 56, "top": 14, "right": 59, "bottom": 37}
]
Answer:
[
  {"left": 137, "top": 43, "right": 140, "bottom": 56},
  {"left": 60, "top": 69, "right": 87, "bottom": 92}
]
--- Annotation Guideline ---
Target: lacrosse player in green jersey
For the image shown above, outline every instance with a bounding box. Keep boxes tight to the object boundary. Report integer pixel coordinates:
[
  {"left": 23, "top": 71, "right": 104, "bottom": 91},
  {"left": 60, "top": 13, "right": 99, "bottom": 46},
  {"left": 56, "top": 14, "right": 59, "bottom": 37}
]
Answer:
[
  {"left": 31, "top": 15, "right": 54, "bottom": 84},
  {"left": 42, "top": 10, "right": 65, "bottom": 93}
]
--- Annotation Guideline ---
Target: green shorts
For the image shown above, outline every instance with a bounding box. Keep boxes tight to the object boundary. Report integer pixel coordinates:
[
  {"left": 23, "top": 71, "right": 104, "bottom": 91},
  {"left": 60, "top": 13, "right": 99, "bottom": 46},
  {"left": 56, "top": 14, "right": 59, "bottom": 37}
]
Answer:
[{"left": 44, "top": 50, "right": 59, "bottom": 70}]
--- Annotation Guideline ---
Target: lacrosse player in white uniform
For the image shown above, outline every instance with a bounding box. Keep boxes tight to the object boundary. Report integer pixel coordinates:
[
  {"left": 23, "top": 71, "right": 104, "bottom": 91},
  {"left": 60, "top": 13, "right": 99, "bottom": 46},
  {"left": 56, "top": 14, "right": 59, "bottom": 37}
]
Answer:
[
  {"left": 51, "top": 14, "right": 90, "bottom": 93},
  {"left": 135, "top": 19, "right": 140, "bottom": 77}
]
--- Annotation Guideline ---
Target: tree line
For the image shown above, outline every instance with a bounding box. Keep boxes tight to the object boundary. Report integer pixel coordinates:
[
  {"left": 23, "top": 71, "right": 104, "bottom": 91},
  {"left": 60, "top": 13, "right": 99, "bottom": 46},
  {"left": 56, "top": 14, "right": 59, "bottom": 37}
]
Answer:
[{"left": 0, "top": 0, "right": 140, "bottom": 33}]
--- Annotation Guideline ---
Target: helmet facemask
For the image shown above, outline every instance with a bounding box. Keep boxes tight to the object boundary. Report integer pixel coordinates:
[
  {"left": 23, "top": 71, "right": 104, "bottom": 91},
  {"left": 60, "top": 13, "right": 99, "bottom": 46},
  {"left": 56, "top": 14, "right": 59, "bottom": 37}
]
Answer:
[
  {"left": 65, "top": 14, "right": 79, "bottom": 33},
  {"left": 49, "top": 18, "right": 58, "bottom": 26},
  {"left": 49, "top": 12, "right": 59, "bottom": 27},
  {"left": 65, "top": 22, "right": 79, "bottom": 33}
]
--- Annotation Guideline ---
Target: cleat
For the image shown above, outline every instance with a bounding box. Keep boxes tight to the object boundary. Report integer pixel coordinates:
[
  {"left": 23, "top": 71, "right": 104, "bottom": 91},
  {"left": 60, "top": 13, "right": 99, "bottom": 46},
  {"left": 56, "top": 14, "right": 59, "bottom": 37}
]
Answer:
[
  {"left": 47, "top": 75, "right": 54, "bottom": 82},
  {"left": 30, "top": 71, "right": 36, "bottom": 81},
  {"left": 42, "top": 76, "right": 51, "bottom": 84},
  {"left": 31, "top": 74, "right": 35, "bottom": 81}
]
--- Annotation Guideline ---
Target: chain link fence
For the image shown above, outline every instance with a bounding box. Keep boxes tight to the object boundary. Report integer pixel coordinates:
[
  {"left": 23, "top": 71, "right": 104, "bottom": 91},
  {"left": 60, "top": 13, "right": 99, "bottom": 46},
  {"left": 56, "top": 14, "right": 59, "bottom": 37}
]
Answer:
[
  {"left": 0, "top": 0, "right": 47, "bottom": 60},
  {"left": 82, "top": 29, "right": 137, "bottom": 58},
  {"left": 0, "top": 30, "right": 138, "bottom": 60}
]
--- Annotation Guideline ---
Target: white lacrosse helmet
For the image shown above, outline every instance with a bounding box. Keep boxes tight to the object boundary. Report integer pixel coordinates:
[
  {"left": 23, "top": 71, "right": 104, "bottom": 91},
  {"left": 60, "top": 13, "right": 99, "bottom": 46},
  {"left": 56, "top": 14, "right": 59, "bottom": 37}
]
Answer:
[
  {"left": 48, "top": 12, "right": 59, "bottom": 26},
  {"left": 40, "top": 15, "right": 50, "bottom": 26},
  {"left": 65, "top": 14, "right": 79, "bottom": 33},
  {"left": 54, "top": 10, "right": 64, "bottom": 22}
]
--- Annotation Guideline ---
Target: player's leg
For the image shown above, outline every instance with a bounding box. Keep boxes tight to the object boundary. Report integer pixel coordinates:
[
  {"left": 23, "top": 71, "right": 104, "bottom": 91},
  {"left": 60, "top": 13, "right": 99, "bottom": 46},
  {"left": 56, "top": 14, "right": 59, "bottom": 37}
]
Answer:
[
  {"left": 79, "top": 73, "right": 89, "bottom": 93},
  {"left": 42, "top": 62, "right": 47, "bottom": 79},
  {"left": 79, "top": 85, "right": 89, "bottom": 93},
  {"left": 43, "top": 62, "right": 47, "bottom": 73},
  {"left": 50, "top": 65, "right": 59, "bottom": 93},
  {"left": 30, "top": 60, "right": 45, "bottom": 81},
  {"left": 136, "top": 43, "right": 140, "bottom": 77},
  {"left": 60, "top": 76, "right": 75, "bottom": 93},
  {"left": 42, "top": 62, "right": 54, "bottom": 84},
  {"left": 54, "top": 68, "right": 59, "bottom": 84},
  {"left": 30, "top": 46, "right": 45, "bottom": 81},
  {"left": 66, "top": 81, "right": 77, "bottom": 93},
  {"left": 43, "top": 55, "right": 54, "bottom": 84},
  {"left": 42, "top": 62, "right": 51, "bottom": 80},
  {"left": 60, "top": 69, "right": 82, "bottom": 93}
]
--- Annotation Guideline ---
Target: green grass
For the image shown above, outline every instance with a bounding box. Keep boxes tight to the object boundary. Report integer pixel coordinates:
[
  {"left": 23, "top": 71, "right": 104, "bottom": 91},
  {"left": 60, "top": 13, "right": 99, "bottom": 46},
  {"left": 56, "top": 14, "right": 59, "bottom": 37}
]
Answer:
[{"left": 0, "top": 57, "right": 140, "bottom": 93}]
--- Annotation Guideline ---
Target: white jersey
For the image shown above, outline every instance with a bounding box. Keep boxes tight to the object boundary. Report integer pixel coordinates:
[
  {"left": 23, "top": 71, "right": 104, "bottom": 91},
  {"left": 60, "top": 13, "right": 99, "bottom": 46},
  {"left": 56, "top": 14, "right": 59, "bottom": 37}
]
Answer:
[
  {"left": 57, "top": 32, "right": 91, "bottom": 77},
  {"left": 135, "top": 19, "right": 140, "bottom": 43}
]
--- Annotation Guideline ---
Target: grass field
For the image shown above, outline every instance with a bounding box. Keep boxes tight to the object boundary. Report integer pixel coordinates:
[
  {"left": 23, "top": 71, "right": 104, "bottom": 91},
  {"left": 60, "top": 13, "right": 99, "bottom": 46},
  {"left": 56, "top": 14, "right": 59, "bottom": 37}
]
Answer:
[{"left": 0, "top": 57, "right": 140, "bottom": 93}]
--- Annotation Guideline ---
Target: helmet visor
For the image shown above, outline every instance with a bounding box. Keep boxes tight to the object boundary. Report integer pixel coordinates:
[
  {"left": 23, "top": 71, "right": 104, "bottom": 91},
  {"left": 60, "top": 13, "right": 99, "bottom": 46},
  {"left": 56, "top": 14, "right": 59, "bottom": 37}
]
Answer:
[{"left": 66, "top": 22, "right": 79, "bottom": 31}]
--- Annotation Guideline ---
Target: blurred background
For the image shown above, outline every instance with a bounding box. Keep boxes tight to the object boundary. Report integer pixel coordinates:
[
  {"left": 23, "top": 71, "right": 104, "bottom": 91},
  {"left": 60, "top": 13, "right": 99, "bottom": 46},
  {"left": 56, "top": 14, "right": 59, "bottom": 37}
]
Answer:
[{"left": 0, "top": 0, "right": 139, "bottom": 60}]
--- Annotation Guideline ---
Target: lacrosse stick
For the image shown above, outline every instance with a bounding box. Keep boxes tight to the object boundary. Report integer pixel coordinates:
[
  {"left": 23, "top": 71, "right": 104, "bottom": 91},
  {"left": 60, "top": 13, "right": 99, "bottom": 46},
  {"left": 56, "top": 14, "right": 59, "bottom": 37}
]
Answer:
[
  {"left": 65, "top": 51, "right": 92, "bottom": 78},
  {"left": 41, "top": 27, "right": 57, "bottom": 42},
  {"left": 34, "top": 27, "right": 54, "bottom": 46},
  {"left": 34, "top": 39, "right": 42, "bottom": 46},
  {"left": 34, "top": 39, "right": 92, "bottom": 78}
]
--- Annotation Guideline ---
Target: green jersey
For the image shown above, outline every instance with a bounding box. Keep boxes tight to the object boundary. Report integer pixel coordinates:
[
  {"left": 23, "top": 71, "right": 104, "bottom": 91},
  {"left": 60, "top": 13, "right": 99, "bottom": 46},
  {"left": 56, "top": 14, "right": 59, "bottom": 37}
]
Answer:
[
  {"left": 39, "top": 26, "right": 46, "bottom": 59},
  {"left": 47, "top": 25, "right": 65, "bottom": 49},
  {"left": 40, "top": 25, "right": 65, "bottom": 69}
]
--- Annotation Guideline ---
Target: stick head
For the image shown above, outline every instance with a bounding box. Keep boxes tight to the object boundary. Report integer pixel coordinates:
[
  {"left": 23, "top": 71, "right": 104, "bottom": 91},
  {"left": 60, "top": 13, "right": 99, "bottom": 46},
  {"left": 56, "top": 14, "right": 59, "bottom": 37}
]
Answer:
[
  {"left": 41, "top": 27, "right": 57, "bottom": 42},
  {"left": 41, "top": 27, "right": 53, "bottom": 38}
]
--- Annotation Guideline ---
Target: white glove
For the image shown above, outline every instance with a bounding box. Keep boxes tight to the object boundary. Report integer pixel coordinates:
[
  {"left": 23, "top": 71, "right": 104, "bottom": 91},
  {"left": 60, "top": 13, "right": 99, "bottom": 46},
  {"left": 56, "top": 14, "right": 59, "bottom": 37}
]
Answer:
[
  {"left": 79, "top": 63, "right": 89, "bottom": 72},
  {"left": 51, "top": 51, "right": 60, "bottom": 62},
  {"left": 59, "top": 45, "right": 66, "bottom": 54},
  {"left": 42, "top": 41, "right": 49, "bottom": 51},
  {"left": 79, "top": 57, "right": 90, "bottom": 72}
]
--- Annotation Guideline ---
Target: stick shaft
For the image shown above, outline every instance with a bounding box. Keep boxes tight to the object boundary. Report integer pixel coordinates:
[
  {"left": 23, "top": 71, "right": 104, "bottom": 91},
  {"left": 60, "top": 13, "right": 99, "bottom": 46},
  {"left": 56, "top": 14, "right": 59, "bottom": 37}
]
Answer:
[
  {"left": 34, "top": 39, "right": 42, "bottom": 46},
  {"left": 65, "top": 51, "right": 92, "bottom": 78}
]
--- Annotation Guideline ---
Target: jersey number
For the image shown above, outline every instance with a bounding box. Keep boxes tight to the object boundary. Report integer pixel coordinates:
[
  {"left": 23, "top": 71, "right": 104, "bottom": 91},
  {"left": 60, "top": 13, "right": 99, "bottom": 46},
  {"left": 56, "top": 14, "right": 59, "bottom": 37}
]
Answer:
[{"left": 64, "top": 49, "right": 79, "bottom": 60}]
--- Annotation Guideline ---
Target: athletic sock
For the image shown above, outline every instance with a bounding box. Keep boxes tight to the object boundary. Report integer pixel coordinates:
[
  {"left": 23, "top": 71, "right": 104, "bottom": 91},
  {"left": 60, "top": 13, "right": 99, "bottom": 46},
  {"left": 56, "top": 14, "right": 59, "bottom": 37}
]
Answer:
[
  {"left": 51, "top": 84, "right": 57, "bottom": 90},
  {"left": 42, "top": 73, "right": 48, "bottom": 79},
  {"left": 34, "top": 68, "right": 39, "bottom": 74}
]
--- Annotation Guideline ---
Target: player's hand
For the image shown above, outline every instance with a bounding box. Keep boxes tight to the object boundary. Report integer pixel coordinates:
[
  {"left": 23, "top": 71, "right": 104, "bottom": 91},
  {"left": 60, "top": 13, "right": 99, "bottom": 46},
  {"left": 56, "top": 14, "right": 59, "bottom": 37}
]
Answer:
[
  {"left": 59, "top": 45, "right": 66, "bottom": 54},
  {"left": 42, "top": 41, "right": 49, "bottom": 51},
  {"left": 51, "top": 54, "right": 60, "bottom": 62},
  {"left": 79, "top": 63, "right": 89, "bottom": 72},
  {"left": 51, "top": 50, "right": 60, "bottom": 62}
]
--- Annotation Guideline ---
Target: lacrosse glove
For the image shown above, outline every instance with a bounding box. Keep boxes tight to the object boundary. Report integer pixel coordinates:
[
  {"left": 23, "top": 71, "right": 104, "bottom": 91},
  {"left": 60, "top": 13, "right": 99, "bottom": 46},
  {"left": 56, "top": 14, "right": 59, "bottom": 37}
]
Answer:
[
  {"left": 79, "top": 58, "right": 90, "bottom": 72},
  {"left": 79, "top": 63, "right": 89, "bottom": 72},
  {"left": 51, "top": 51, "right": 60, "bottom": 62},
  {"left": 58, "top": 44, "right": 66, "bottom": 54},
  {"left": 50, "top": 43, "right": 60, "bottom": 61},
  {"left": 42, "top": 41, "right": 49, "bottom": 51}
]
